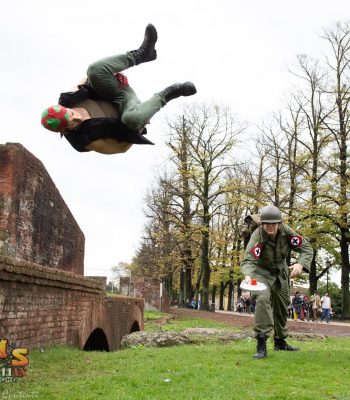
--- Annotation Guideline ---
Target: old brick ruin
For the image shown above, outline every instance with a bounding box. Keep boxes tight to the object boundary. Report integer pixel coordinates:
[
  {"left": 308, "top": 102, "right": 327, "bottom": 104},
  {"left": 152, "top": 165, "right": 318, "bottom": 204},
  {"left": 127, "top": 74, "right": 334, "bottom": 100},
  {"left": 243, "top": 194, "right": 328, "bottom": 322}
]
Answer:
[
  {"left": 0, "top": 143, "right": 84, "bottom": 274},
  {"left": 120, "top": 277, "right": 170, "bottom": 312},
  {"left": 0, "top": 143, "right": 143, "bottom": 351}
]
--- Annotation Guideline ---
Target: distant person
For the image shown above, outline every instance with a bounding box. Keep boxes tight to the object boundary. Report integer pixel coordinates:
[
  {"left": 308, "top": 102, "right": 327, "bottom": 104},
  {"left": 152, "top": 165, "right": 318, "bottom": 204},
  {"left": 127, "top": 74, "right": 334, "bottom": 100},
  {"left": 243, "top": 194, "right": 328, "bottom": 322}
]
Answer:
[
  {"left": 237, "top": 296, "right": 244, "bottom": 313},
  {"left": 245, "top": 296, "right": 252, "bottom": 314},
  {"left": 190, "top": 299, "right": 196, "bottom": 309},
  {"left": 240, "top": 205, "right": 313, "bottom": 359},
  {"left": 302, "top": 293, "right": 310, "bottom": 321},
  {"left": 41, "top": 24, "right": 196, "bottom": 155},
  {"left": 310, "top": 291, "right": 321, "bottom": 322},
  {"left": 292, "top": 292, "right": 302, "bottom": 320},
  {"left": 320, "top": 293, "right": 332, "bottom": 323}
]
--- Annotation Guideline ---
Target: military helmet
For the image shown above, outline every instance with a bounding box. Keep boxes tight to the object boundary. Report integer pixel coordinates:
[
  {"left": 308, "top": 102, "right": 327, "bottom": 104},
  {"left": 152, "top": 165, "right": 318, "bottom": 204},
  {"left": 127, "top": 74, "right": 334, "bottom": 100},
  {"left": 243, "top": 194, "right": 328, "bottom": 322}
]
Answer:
[{"left": 260, "top": 205, "right": 283, "bottom": 223}]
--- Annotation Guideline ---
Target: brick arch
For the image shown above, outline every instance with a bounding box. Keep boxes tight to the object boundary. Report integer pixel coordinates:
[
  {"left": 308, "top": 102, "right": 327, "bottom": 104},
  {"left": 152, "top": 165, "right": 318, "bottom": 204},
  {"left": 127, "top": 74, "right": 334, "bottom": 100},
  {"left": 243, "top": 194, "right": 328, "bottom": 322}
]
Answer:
[
  {"left": 77, "top": 297, "right": 144, "bottom": 351},
  {"left": 83, "top": 328, "right": 109, "bottom": 351},
  {"left": 0, "top": 257, "right": 145, "bottom": 351},
  {"left": 78, "top": 303, "right": 111, "bottom": 351},
  {"left": 127, "top": 303, "right": 143, "bottom": 333},
  {"left": 130, "top": 321, "right": 140, "bottom": 333}
]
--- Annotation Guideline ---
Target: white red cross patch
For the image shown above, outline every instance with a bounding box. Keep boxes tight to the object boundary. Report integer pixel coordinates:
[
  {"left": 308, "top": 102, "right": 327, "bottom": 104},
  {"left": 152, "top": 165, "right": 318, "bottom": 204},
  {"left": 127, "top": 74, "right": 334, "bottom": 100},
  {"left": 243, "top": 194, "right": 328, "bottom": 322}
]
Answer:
[
  {"left": 290, "top": 235, "right": 302, "bottom": 248},
  {"left": 251, "top": 243, "right": 264, "bottom": 259}
]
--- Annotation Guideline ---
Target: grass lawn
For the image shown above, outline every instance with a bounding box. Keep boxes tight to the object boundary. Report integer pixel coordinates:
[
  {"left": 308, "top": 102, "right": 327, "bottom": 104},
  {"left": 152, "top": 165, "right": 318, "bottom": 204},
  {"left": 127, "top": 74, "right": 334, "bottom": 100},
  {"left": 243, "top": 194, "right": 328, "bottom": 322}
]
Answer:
[
  {"left": 143, "top": 310, "right": 235, "bottom": 332},
  {"left": 1, "top": 314, "right": 350, "bottom": 400}
]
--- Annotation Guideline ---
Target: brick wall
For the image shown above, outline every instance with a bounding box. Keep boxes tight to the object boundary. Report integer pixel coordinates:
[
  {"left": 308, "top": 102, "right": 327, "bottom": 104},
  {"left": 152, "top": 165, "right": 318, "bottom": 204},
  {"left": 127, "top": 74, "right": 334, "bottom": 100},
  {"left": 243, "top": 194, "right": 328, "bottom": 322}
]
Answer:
[
  {"left": 0, "top": 256, "right": 144, "bottom": 350},
  {"left": 0, "top": 143, "right": 144, "bottom": 351},
  {"left": 120, "top": 277, "right": 170, "bottom": 312},
  {"left": 0, "top": 143, "right": 84, "bottom": 275}
]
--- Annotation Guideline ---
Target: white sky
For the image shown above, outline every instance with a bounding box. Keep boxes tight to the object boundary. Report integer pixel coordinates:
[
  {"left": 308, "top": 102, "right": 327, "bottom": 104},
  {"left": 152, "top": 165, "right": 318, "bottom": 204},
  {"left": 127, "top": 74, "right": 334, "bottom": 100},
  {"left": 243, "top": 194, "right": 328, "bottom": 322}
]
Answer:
[{"left": 1, "top": 0, "right": 348, "bottom": 279}]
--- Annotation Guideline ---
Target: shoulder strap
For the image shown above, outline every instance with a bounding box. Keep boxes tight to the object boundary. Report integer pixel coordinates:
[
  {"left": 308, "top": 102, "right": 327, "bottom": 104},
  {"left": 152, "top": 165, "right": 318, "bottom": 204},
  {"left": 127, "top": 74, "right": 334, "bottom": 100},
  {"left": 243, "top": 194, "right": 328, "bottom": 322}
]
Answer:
[{"left": 58, "top": 84, "right": 98, "bottom": 108}]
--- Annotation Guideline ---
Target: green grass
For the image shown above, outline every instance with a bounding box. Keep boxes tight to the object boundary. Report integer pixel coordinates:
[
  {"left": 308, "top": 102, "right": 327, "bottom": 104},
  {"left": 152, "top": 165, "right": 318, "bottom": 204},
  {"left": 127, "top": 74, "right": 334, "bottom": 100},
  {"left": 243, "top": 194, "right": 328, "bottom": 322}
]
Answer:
[
  {"left": 144, "top": 310, "right": 170, "bottom": 320},
  {"left": 144, "top": 311, "right": 236, "bottom": 332},
  {"left": 1, "top": 314, "right": 350, "bottom": 400}
]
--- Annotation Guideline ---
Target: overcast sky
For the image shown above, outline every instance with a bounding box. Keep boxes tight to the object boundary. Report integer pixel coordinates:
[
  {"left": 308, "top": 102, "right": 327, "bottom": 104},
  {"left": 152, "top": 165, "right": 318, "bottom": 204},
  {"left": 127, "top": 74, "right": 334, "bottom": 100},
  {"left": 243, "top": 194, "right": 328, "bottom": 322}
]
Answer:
[{"left": 1, "top": 0, "right": 348, "bottom": 280}]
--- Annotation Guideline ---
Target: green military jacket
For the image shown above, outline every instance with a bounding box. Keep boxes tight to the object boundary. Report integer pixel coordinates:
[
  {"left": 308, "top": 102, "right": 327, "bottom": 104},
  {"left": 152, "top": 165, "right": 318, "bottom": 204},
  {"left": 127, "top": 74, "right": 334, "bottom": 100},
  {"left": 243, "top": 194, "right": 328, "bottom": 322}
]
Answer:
[{"left": 241, "top": 224, "right": 313, "bottom": 284}]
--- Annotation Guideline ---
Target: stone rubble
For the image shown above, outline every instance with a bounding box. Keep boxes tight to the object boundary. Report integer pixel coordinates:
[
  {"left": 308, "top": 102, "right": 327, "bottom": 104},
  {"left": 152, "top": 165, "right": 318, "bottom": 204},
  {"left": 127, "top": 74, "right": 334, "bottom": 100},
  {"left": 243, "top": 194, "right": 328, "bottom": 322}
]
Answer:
[
  {"left": 120, "top": 328, "right": 327, "bottom": 348},
  {"left": 120, "top": 330, "right": 191, "bottom": 348}
]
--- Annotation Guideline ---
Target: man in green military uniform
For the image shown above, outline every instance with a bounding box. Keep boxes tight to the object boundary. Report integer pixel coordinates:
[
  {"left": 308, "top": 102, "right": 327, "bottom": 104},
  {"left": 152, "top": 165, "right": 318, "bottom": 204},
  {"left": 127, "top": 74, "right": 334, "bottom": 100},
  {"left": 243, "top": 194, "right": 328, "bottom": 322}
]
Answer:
[{"left": 241, "top": 205, "right": 313, "bottom": 359}]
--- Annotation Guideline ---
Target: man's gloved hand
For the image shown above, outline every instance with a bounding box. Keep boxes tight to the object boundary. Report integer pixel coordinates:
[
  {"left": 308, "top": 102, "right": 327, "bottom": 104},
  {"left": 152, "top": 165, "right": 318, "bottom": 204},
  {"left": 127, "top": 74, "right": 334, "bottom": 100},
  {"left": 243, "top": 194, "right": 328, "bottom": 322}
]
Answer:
[
  {"left": 289, "top": 263, "right": 303, "bottom": 278},
  {"left": 244, "top": 275, "right": 251, "bottom": 284}
]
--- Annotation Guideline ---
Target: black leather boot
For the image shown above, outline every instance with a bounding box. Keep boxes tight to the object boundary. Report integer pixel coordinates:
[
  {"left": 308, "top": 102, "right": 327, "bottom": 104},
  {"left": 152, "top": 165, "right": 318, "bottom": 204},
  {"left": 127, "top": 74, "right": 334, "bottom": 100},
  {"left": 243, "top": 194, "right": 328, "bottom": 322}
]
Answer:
[
  {"left": 160, "top": 82, "right": 197, "bottom": 103},
  {"left": 130, "top": 24, "right": 158, "bottom": 65},
  {"left": 274, "top": 337, "right": 300, "bottom": 351},
  {"left": 253, "top": 334, "right": 268, "bottom": 359}
]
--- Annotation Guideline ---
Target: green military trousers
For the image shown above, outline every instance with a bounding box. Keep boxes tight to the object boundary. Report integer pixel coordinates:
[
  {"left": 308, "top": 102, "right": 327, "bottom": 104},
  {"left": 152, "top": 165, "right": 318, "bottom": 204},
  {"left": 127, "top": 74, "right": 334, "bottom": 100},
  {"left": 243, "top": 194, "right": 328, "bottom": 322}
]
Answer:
[
  {"left": 253, "top": 275, "right": 290, "bottom": 339},
  {"left": 86, "top": 52, "right": 165, "bottom": 131}
]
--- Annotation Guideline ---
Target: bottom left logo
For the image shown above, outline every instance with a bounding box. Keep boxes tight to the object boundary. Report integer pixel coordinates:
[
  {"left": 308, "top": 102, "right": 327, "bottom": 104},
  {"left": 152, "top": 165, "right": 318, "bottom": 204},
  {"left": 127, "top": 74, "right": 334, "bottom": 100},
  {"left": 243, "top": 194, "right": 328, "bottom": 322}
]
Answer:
[{"left": 0, "top": 339, "right": 29, "bottom": 383}]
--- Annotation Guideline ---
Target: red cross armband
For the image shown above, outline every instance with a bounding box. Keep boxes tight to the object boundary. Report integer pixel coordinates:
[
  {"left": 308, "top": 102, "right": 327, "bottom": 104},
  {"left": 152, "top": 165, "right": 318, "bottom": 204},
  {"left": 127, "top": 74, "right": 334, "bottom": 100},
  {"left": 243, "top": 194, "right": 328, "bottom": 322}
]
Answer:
[
  {"left": 289, "top": 235, "right": 302, "bottom": 248},
  {"left": 250, "top": 242, "right": 264, "bottom": 260}
]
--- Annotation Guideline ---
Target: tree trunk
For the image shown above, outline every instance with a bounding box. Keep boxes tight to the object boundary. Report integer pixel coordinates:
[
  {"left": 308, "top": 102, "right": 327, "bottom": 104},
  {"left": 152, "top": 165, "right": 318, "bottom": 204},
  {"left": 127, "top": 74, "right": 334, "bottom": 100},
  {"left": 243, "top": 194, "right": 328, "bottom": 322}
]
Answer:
[
  {"left": 194, "top": 265, "right": 203, "bottom": 308},
  {"left": 227, "top": 279, "right": 234, "bottom": 311},
  {"left": 340, "top": 231, "right": 350, "bottom": 319},
  {"left": 211, "top": 285, "right": 216, "bottom": 311},
  {"left": 164, "top": 274, "right": 173, "bottom": 303},
  {"left": 309, "top": 251, "right": 317, "bottom": 294},
  {"left": 219, "top": 281, "right": 225, "bottom": 310},
  {"left": 237, "top": 278, "right": 242, "bottom": 298},
  {"left": 185, "top": 267, "right": 193, "bottom": 303},
  {"left": 200, "top": 233, "right": 210, "bottom": 310},
  {"left": 200, "top": 212, "right": 211, "bottom": 311},
  {"left": 179, "top": 268, "right": 185, "bottom": 307},
  {"left": 339, "top": 135, "right": 349, "bottom": 318}
]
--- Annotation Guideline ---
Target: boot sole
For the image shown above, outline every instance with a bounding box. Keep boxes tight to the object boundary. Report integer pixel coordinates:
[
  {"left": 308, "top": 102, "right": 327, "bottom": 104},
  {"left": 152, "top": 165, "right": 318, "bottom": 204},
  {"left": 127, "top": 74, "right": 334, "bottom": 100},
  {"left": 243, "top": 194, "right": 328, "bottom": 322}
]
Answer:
[{"left": 274, "top": 348, "right": 300, "bottom": 351}]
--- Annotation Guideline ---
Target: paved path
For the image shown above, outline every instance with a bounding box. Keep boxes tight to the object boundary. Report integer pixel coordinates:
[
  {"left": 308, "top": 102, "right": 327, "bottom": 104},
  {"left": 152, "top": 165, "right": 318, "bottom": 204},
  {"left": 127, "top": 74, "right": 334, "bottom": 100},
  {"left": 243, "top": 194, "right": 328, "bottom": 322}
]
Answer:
[{"left": 172, "top": 308, "right": 350, "bottom": 337}]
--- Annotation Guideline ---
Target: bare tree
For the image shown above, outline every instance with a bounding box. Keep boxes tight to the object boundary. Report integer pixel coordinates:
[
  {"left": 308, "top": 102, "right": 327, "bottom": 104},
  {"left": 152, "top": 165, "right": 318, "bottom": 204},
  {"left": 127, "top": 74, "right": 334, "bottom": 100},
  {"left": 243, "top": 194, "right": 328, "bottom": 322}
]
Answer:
[
  {"left": 321, "top": 21, "right": 350, "bottom": 317},
  {"left": 173, "top": 103, "right": 244, "bottom": 310},
  {"left": 166, "top": 116, "right": 200, "bottom": 305},
  {"left": 133, "top": 176, "right": 180, "bottom": 300},
  {"left": 276, "top": 101, "right": 305, "bottom": 223},
  {"left": 285, "top": 55, "right": 332, "bottom": 292}
]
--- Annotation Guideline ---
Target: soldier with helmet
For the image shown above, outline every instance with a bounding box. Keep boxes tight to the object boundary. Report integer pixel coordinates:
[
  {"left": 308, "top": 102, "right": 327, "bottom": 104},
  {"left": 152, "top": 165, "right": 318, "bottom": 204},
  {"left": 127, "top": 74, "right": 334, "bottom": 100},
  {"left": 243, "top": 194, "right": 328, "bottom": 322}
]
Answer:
[{"left": 240, "top": 205, "right": 313, "bottom": 359}]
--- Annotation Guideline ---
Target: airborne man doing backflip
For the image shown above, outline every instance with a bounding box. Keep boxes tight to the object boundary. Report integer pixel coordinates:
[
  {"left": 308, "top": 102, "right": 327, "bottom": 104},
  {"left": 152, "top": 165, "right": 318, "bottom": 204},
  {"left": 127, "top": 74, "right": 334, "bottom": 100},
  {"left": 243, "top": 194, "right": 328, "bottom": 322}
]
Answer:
[{"left": 41, "top": 24, "right": 196, "bottom": 154}]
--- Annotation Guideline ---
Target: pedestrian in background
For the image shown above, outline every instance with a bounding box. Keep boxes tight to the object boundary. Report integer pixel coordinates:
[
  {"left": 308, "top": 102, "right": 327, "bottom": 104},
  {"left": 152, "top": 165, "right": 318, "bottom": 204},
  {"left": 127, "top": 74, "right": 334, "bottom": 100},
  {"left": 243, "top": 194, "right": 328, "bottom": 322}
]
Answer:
[
  {"left": 320, "top": 292, "right": 332, "bottom": 323},
  {"left": 310, "top": 291, "right": 321, "bottom": 322}
]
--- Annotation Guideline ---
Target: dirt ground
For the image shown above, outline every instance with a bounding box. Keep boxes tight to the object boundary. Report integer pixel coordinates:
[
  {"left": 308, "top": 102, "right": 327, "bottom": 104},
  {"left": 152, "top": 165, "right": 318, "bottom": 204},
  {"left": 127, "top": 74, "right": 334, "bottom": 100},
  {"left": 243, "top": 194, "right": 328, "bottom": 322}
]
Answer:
[{"left": 172, "top": 307, "right": 350, "bottom": 338}]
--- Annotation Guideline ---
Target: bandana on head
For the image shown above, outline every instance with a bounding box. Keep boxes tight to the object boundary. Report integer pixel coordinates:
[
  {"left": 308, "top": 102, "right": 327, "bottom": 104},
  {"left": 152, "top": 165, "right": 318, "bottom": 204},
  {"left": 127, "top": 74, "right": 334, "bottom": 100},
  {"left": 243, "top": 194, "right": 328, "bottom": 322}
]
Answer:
[{"left": 41, "top": 105, "right": 69, "bottom": 132}]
